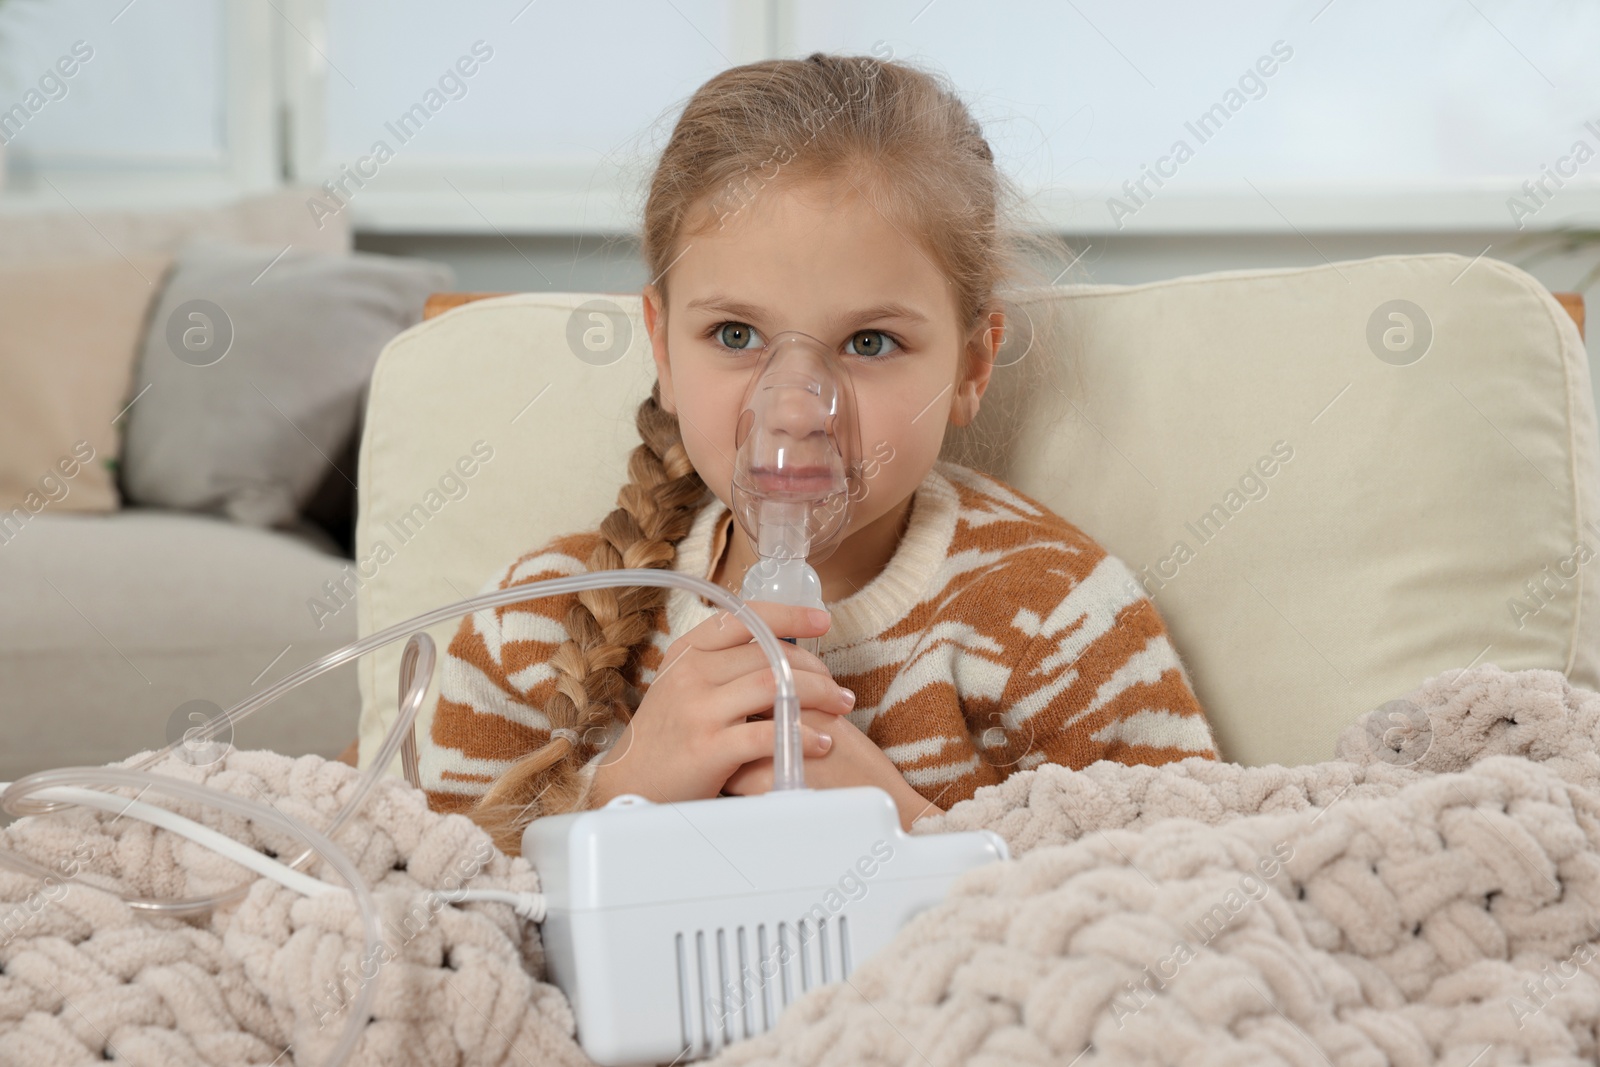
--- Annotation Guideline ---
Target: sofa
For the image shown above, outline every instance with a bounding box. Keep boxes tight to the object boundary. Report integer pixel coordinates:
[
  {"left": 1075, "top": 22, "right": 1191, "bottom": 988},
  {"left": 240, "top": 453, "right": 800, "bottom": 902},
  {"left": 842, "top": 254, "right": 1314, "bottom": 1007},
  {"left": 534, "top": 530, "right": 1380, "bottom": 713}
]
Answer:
[
  {"left": 0, "top": 190, "right": 448, "bottom": 784},
  {"left": 351, "top": 254, "right": 1597, "bottom": 776}
]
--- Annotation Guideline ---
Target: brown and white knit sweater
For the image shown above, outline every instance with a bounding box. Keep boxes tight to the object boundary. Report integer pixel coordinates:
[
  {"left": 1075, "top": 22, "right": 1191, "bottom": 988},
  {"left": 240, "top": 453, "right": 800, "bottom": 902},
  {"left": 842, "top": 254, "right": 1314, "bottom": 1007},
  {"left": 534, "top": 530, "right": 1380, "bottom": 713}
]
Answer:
[{"left": 420, "top": 459, "right": 1220, "bottom": 821}]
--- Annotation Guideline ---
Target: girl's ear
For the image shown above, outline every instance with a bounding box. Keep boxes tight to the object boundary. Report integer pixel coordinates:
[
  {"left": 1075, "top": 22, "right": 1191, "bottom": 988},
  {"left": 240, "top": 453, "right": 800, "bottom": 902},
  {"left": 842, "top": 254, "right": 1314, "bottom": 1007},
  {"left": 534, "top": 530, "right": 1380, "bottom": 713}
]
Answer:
[
  {"left": 643, "top": 283, "right": 677, "bottom": 415},
  {"left": 951, "top": 309, "right": 1001, "bottom": 428}
]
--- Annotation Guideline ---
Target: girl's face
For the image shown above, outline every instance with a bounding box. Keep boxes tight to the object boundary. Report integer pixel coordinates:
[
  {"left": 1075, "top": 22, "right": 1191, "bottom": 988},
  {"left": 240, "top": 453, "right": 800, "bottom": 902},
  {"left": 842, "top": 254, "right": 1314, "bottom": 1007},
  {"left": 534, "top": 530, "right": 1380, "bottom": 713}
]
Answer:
[{"left": 642, "top": 176, "right": 999, "bottom": 556}]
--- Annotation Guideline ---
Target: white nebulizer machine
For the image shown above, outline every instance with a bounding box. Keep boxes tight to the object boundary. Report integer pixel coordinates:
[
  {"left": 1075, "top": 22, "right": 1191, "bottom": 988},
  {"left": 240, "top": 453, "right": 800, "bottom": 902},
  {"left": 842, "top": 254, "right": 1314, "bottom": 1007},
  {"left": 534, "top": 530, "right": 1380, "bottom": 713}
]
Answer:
[{"left": 0, "top": 330, "right": 1008, "bottom": 1067}]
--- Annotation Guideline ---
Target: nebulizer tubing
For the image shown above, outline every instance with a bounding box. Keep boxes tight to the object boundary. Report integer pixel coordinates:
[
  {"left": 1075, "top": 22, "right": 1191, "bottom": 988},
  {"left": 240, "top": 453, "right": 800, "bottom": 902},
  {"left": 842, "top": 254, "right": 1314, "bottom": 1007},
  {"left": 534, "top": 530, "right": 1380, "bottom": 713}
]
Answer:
[
  {"left": 0, "top": 764, "right": 384, "bottom": 1067},
  {"left": 0, "top": 571, "right": 803, "bottom": 1067},
  {"left": 0, "top": 628, "right": 438, "bottom": 913},
  {"left": 0, "top": 329, "right": 852, "bottom": 1066},
  {"left": 0, "top": 630, "right": 527, "bottom": 1067},
  {"left": 0, "top": 633, "right": 444, "bottom": 1067}
]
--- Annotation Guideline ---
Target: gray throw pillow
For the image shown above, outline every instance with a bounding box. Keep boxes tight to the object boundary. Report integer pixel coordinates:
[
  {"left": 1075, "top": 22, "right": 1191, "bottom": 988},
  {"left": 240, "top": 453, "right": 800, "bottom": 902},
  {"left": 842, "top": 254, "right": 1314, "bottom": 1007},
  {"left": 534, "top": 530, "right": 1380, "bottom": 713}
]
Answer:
[{"left": 121, "top": 240, "right": 453, "bottom": 527}]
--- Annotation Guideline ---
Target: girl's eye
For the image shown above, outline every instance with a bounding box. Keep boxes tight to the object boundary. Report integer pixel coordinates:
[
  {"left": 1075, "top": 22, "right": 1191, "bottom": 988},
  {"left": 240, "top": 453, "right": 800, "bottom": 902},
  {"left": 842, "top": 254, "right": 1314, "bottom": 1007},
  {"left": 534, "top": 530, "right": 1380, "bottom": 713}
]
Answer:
[
  {"left": 714, "top": 321, "right": 764, "bottom": 351},
  {"left": 845, "top": 330, "right": 899, "bottom": 359}
]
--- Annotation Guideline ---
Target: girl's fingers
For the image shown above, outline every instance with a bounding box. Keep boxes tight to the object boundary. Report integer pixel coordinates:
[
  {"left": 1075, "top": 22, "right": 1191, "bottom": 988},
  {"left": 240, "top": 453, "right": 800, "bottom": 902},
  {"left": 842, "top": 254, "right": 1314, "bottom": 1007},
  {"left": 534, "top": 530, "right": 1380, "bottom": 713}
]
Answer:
[
  {"left": 684, "top": 600, "right": 830, "bottom": 655},
  {"left": 743, "top": 693, "right": 855, "bottom": 721},
  {"left": 734, "top": 720, "right": 833, "bottom": 765},
  {"left": 699, "top": 638, "right": 832, "bottom": 687},
  {"left": 718, "top": 665, "right": 854, "bottom": 724}
]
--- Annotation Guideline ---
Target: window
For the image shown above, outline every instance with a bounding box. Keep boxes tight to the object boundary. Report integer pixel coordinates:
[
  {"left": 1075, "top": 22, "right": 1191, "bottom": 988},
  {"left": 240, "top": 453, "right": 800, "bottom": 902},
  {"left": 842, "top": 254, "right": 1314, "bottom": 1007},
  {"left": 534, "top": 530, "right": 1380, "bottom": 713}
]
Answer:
[
  {"left": 0, "top": 0, "right": 276, "bottom": 206},
  {"left": 2, "top": 0, "right": 1595, "bottom": 233}
]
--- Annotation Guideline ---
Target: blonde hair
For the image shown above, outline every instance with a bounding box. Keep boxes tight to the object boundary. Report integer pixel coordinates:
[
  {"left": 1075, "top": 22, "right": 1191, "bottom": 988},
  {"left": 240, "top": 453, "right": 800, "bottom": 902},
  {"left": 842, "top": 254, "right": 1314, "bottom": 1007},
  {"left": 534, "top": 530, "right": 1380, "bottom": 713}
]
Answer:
[{"left": 466, "top": 51, "right": 1072, "bottom": 855}]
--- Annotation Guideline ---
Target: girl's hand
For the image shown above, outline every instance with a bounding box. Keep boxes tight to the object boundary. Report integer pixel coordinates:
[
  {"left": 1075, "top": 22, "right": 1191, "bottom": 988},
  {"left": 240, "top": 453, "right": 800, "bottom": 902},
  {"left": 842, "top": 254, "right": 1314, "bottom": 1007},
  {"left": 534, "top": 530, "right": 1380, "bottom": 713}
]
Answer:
[
  {"left": 722, "top": 710, "right": 942, "bottom": 831},
  {"left": 587, "top": 601, "right": 854, "bottom": 807}
]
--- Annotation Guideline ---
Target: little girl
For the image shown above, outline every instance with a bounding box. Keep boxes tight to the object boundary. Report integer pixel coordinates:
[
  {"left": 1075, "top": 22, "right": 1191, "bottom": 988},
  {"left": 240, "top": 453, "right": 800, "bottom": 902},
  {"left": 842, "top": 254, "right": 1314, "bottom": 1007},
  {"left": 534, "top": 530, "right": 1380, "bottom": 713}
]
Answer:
[{"left": 419, "top": 53, "right": 1220, "bottom": 856}]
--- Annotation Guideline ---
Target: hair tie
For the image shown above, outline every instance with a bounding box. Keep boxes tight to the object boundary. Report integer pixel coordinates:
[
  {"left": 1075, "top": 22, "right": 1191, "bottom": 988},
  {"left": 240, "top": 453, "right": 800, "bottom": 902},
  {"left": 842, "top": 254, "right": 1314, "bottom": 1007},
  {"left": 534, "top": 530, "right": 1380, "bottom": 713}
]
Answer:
[{"left": 550, "top": 727, "right": 580, "bottom": 745}]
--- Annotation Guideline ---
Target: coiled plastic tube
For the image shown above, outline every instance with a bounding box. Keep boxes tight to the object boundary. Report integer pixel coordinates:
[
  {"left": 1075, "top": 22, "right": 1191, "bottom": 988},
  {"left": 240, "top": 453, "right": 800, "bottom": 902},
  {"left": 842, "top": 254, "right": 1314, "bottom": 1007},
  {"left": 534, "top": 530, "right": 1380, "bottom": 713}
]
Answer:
[
  {"left": 0, "top": 570, "right": 800, "bottom": 1067},
  {"left": 1, "top": 766, "right": 382, "bottom": 1067}
]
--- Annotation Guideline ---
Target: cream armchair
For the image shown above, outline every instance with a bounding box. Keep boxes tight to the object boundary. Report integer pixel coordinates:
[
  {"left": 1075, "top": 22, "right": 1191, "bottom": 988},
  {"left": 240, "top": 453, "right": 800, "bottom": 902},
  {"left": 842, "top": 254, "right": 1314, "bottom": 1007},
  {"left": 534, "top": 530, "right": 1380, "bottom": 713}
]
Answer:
[{"left": 346, "top": 253, "right": 1597, "bottom": 776}]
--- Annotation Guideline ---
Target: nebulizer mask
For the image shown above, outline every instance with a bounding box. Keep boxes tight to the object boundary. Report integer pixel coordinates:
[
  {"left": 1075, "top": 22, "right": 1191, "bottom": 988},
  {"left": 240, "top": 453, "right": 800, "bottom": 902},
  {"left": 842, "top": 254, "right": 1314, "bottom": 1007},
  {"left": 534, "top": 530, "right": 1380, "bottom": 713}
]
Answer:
[{"left": 727, "top": 330, "right": 864, "bottom": 653}]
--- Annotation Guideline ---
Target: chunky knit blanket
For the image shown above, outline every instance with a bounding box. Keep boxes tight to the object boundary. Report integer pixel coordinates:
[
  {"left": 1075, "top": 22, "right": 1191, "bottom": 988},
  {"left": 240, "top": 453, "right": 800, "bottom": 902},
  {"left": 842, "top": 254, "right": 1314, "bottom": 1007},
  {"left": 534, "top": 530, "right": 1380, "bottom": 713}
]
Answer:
[{"left": 3, "top": 663, "right": 1599, "bottom": 1066}]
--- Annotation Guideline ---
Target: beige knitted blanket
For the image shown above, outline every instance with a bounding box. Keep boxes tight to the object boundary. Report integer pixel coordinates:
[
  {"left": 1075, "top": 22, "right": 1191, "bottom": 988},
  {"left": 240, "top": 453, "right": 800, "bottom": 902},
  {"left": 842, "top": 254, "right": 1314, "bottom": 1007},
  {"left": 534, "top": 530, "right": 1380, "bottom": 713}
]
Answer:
[{"left": 3, "top": 663, "right": 1599, "bottom": 1065}]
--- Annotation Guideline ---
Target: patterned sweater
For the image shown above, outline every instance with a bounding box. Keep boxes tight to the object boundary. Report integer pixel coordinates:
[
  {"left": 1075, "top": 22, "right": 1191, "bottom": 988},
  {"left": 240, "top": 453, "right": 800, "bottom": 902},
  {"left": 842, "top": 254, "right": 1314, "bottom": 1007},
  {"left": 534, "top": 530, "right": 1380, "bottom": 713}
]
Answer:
[{"left": 420, "top": 459, "right": 1220, "bottom": 820}]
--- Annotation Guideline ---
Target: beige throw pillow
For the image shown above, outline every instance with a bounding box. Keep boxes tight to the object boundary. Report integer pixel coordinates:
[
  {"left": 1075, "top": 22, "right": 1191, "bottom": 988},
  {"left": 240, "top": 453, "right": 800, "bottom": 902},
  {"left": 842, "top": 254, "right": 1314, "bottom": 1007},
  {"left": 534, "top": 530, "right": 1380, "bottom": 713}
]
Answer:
[{"left": 0, "top": 254, "right": 172, "bottom": 525}]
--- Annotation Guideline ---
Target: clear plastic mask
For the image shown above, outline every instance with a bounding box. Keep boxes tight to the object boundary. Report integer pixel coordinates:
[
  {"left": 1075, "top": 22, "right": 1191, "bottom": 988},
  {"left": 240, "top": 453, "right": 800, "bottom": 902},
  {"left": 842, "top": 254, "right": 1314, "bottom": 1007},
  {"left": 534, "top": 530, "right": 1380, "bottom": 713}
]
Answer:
[{"left": 729, "top": 329, "right": 864, "bottom": 568}]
